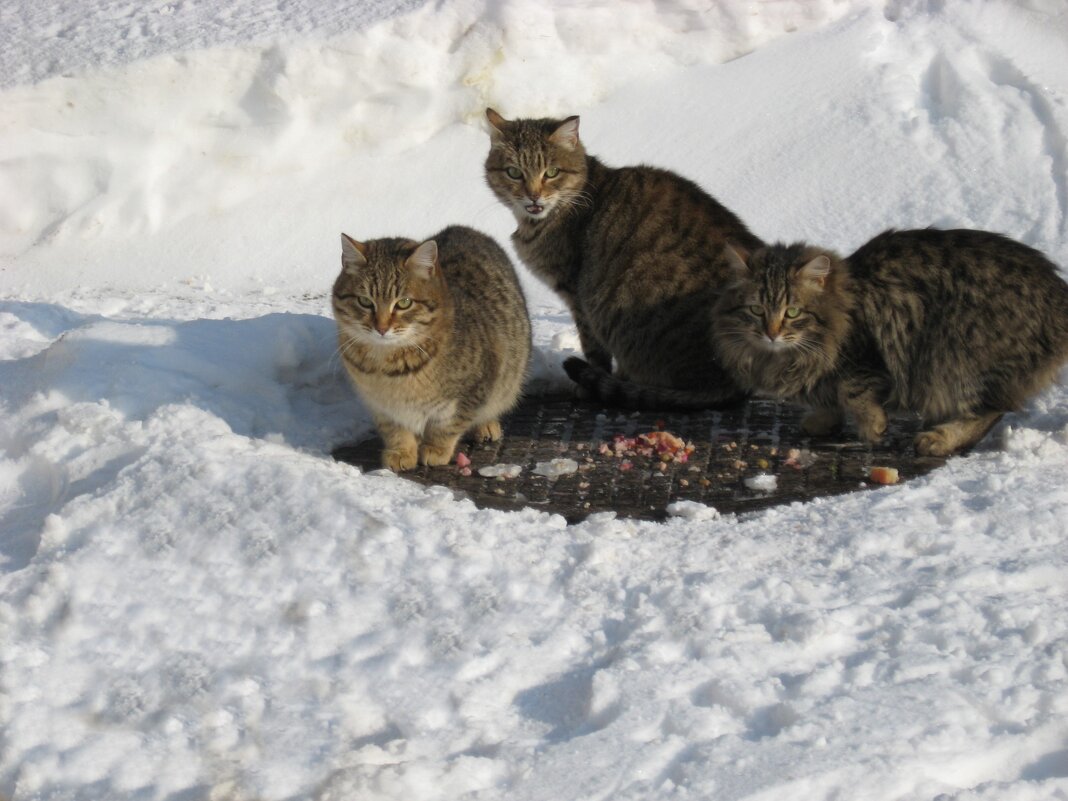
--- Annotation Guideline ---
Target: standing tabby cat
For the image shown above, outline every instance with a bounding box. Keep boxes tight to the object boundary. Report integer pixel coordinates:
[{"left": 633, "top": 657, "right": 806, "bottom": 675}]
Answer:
[
  {"left": 484, "top": 108, "right": 763, "bottom": 406},
  {"left": 713, "top": 228, "right": 1068, "bottom": 455},
  {"left": 333, "top": 226, "right": 531, "bottom": 471}
]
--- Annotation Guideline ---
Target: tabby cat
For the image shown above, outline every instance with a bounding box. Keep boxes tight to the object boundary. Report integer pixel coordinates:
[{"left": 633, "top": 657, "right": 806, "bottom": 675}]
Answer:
[
  {"left": 485, "top": 108, "right": 763, "bottom": 405},
  {"left": 333, "top": 226, "right": 531, "bottom": 471},
  {"left": 713, "top": 228, "right": 1068, "bottom": 455}
]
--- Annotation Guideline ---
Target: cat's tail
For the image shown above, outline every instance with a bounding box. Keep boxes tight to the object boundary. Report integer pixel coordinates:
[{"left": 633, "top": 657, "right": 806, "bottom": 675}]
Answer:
[{"left": 562, "top": 357, "right": 746, "bottom": 411}]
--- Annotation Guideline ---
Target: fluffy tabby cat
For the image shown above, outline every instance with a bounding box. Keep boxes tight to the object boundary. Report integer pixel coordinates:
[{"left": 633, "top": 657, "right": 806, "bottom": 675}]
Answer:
[
  {"left": 485, "top": 108, "right": 763, "bottom": 405},
  {"left": 333, "top": 226, "right": 531, "bottom": 471},
  {"left": 713, "top": 228, "right": 1068, "bottom": 455}
]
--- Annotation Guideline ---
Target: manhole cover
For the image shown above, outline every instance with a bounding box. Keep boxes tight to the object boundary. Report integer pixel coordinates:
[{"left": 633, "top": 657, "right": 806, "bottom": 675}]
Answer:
[{"left": 332, "top": 394, "right": 961, "bottom": 523}]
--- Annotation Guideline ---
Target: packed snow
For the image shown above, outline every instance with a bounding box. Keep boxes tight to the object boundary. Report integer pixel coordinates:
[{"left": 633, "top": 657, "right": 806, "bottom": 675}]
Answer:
[{"left": 2, "top": 1, "right": 1068, "bottom": 800}]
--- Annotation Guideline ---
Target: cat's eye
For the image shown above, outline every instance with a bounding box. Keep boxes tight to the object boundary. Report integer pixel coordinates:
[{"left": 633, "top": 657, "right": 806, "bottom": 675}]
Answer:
[
  {"left": 395, "top": 298, "right": 413, "bottom": 310},
  {"left": 356, "top": 295, "right": 374, "bottom": 309},
  {"left": 748, "top": 305, "right": 763, "bottom": 316},
  {"left": 506, "top": 167, "right": 522, "bottom": 180},
  {"left": 785, "top": 306, "right": 801, "bottom": 318},
  {"left": 545, "top": 167, "right": 560, "bottom": 179}
]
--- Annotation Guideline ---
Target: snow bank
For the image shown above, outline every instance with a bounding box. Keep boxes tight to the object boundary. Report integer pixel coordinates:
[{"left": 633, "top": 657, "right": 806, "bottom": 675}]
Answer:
[
  {"left": 0, "top": 0, "right": 871, "bottom": 299},
  {"left": 2, "top": 1, "right": 1068, "bottom": 800}
]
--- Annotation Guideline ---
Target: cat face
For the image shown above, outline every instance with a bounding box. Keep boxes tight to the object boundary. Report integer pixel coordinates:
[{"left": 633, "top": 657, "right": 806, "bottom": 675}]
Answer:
[
  {"left": 484, "top": 108, "right": 588, "bottom": 222},
  {"left": 717, "top": 244, "right": 833, "bottom": 353},
  {"left": 333, "top": 235, "right": 444, "bottom": 350}
]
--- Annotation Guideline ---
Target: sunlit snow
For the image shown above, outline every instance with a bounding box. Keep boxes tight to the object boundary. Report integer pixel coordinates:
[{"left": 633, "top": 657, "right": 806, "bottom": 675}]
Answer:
[{"left": 2, "top": 1, "right": 1067, "bottom": 800}]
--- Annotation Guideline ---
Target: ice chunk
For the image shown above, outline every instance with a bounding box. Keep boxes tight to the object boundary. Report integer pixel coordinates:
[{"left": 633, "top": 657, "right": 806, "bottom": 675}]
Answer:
[
  {"left": 744, "top": 473, "right": 778, "bottom": 492},
  {"left": 477, "top": 463, "right": 523, "bottom": 479},
  {"left": 532, "top": 458, "right": 579, "bottom": 478}
]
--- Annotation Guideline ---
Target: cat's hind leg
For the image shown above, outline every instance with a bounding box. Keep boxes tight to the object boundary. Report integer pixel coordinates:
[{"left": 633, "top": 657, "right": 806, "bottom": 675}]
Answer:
[
  {"left": 915, "top": 410, "right": 1002, "bottom": 456},
  {"left": 376, "top": 417, "right": 419, "bottom": 472}
]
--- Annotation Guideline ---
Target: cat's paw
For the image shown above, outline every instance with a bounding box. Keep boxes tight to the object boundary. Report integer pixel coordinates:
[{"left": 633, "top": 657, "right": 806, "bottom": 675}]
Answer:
[
  {"left": 915, "top": 429, "right": 953, "bottom": 456},
  {"left": 473, "top": 421, "right": 502, "bottom": 442},
  {"left": 801, "top": 408, "right": 842, "bottom": 436},
  {"left": 856, "top": 413, "right": 888, "bottom": 443},
  {"left": 586, "top": 348, "right": 613, "bottom": 374},
  {"left": 419, "top": 442, "right": 457, "bottom": 467},
  {"left": 383, "top": 446, "right": 418, "bottom": 472}
]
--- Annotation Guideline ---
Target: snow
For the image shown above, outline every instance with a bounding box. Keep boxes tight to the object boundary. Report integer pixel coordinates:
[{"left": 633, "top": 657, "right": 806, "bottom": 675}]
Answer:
[{"left": 2, "top": 1, "right": 1068, "bottom": 800}]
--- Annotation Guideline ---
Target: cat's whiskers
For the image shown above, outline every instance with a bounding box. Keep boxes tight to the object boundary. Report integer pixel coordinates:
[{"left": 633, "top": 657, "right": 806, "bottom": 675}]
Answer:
[
  {"left": 331, "top": 334, "right": 365, "bottom": 373},
  {"left": 336, "top": 335, "right": 363, "bottom": 362},
  {"left": 407, "top": 339, "right": 432, "bottom": 361},
  {"left": 557, "top": 189, "right": 594, "bottom": 213}
]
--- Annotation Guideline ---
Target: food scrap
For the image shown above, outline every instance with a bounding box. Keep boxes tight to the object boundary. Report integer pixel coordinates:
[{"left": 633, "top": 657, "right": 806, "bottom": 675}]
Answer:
[
  {"left": 782, "top": 448, "right": 817, "bottom": 469},
  {"left": 869, "top": 466, "right": 900, "bottom": 485},
  {"left": 598, "top": 431, "right": 696, "bottom": 467}
]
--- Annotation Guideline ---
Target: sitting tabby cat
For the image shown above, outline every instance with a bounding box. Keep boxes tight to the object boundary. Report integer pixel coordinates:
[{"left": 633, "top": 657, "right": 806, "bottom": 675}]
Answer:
[
  {"left": 713, "top": 228, "right": 1068, "bottom": 455},
  {"left": 333, "top": 226, "right": 531, "bottom": 471},
  {"left": 484, "top": 108, "right": 763, "bottom": 406}
]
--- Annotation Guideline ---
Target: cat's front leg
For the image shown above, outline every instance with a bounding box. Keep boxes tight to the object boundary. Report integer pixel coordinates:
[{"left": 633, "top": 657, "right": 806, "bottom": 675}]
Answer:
[
  {"left": 574, "top": 312, "right": 612, "bottom": 373},
  {"left": 472, "top": 420, "right": 503, "bottom": 442},
  {"left": 420, "top": 419, "right": 468, "bottom": 467},
  {"left": 376, "top": 416, "right": 419, "bottom": 472},
  {"left": 836, "top": 376, "right": 887, "bottom": 443}
]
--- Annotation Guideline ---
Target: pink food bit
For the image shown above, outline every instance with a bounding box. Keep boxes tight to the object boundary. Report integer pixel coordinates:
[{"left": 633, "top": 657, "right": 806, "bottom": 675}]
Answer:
[{"left": 455, "top": 451, "right": 471, "bottom": 468}]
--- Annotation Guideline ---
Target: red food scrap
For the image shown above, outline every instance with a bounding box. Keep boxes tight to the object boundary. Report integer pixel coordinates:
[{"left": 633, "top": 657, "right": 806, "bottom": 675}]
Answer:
[
  {"left": 455, "top": 451, "right": 471, "bottom": 469},
  {"left": 589, "top": 430, "right": 700, "bottom": 479},
  {"left": 601, "top": 431, "right": 696, "bottom": 464}
]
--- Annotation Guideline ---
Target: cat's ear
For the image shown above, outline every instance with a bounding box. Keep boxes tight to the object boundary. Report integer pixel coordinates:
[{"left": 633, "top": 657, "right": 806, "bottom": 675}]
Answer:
[
  {"left": 486, "top": 108, "right": 509, "bottom": 143},
  {"left": 798, "top": 255, "right": 832, "bottom": 288},
  {"left": 406, "top": 240, "right": 439, "bottom": 281},
  {"left": 341, "top": 234, "right": 368, "bottom": 272},
  {"left": 724, "top": 244, "right": 751, "bottom": 276},
  {"left": 549, "top": 116, "right": 580, "bottom": 150}
]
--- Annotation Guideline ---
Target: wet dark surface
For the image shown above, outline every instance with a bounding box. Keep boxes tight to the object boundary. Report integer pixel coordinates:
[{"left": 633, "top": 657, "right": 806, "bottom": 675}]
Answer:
[{"left": 332, "top": 394, "right": 955, "bottom": 523}]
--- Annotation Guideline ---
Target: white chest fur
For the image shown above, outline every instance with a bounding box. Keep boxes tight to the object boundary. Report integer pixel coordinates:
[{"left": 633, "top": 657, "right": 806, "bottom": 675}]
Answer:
[{"left": 347, "top": 367, "right": 457, "bottom": 436}]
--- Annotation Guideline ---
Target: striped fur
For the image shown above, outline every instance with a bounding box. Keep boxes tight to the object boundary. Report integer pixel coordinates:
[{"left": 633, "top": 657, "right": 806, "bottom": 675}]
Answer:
[
  {"left": 713, "top": 229, "right": 1068, "bottom": 455},
  {"left": 333, "top": 226, "right": 531, "bottom": 470},
  {"left": 485, "top": 108, "right": 763, "bottom": 407}
]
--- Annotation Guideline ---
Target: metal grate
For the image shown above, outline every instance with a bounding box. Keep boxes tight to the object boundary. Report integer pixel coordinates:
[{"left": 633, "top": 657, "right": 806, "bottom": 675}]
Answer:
[{"left": 332, "top": 394, "right": 960, "bottom": 523}]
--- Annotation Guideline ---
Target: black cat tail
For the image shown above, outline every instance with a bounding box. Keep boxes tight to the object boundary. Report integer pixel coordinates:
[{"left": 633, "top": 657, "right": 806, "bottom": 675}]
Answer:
[{"left": 562, "top": 357, "right": 745, "bottom": 411}]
